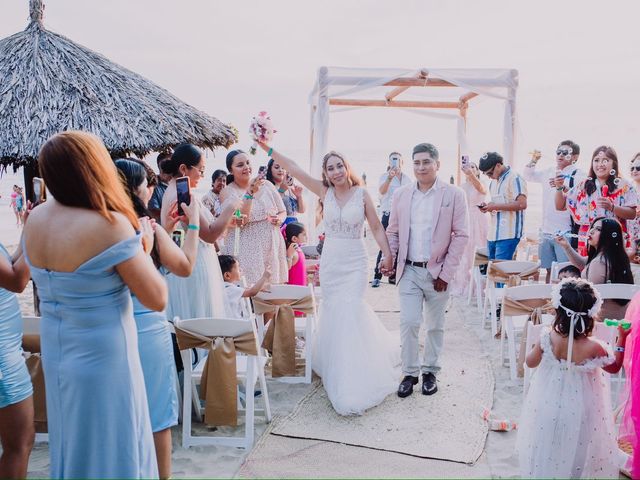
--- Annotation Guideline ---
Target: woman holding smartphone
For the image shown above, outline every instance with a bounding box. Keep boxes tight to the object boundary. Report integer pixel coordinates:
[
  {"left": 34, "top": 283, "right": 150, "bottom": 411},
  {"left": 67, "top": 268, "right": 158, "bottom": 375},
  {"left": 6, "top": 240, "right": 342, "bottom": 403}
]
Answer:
[
  {"left": 116, "top": 158, "right": 199, "bottom": 479},
  {"left": 220, "top": 150, "right": 288, "bottom": 285},
  {"left": 23, "top": 131, "right": 167, "bottom": 478},
  {"left": 266, "top": 158, "right": 305, "bottom": 224},
  {"left": 160, "top": 144, "right": 238, "bottom": 320}
]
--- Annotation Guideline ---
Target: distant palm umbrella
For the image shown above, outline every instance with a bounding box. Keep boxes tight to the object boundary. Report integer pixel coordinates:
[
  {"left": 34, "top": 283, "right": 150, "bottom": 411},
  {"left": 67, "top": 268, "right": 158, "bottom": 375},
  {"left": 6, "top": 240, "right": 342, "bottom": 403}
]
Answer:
[{"left": 0, "top": 0, "right": 237, "bottom": 173}]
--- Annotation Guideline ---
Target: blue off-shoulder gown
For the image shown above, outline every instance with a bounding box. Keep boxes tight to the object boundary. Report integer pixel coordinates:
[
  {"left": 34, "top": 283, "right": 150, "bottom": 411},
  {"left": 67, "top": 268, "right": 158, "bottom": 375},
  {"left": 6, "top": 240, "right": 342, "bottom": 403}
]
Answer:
[{"left": 25, "top": 234, "right": 158, "bottom": 479}]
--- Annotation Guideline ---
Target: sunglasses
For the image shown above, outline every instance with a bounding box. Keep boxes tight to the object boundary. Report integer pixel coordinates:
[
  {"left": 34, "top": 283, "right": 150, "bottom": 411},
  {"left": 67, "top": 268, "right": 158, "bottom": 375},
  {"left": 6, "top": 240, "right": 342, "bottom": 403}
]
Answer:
[
  {"left": 631, "top": 166, "right": 640, "bottom": 172},
  {"left": 556, "top": 149, "right": 573, "bottom": 157}
]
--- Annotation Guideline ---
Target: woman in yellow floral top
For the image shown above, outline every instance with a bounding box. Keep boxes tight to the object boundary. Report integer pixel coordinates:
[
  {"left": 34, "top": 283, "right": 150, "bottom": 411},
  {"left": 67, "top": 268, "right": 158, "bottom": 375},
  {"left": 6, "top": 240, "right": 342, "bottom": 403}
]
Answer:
[{"left": 555, "top": 145, "right": 637, "bottom": 256}]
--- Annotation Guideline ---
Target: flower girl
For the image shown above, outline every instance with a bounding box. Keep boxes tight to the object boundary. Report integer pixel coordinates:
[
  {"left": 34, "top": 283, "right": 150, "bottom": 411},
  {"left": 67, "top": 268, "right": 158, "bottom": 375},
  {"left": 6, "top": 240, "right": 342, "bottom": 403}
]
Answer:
[{"left": 517, "top": 278, "right": 618, "bottom": 479}]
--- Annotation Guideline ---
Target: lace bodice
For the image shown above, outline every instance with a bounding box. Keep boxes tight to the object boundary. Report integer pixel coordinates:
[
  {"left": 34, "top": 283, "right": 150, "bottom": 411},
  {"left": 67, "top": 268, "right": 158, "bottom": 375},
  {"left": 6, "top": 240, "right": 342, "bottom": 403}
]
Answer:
[{"left": 323, "top": 187, "right": 365, "bottom": 239}]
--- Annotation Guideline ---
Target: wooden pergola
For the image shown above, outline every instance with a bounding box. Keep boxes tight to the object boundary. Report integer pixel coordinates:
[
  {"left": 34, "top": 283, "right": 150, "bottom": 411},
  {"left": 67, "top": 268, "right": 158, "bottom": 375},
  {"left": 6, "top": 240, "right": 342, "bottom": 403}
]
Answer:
[{"left": 309, "top": 66, "right": 519, "bottom": 184}]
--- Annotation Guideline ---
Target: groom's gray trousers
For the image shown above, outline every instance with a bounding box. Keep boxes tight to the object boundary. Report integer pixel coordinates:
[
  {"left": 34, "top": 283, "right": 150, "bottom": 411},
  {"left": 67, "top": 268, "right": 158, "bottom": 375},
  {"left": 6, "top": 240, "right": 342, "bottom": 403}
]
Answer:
[{"left": 398, "top": 264, "right": 449, "bottom": 376}]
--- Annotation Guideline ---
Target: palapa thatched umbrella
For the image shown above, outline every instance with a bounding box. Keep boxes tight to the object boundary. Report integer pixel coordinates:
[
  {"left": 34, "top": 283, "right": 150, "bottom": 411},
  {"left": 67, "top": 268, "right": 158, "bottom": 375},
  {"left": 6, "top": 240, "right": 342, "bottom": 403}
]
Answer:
[{"left": 0, "top": 0, "right": 237, "bottom": 184}]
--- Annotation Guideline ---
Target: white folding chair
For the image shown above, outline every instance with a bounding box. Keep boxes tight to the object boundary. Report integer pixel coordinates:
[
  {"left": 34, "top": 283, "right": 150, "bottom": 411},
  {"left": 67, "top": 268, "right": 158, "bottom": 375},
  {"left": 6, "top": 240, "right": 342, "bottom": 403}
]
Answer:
[
  {"left": 500, "top": 284, "right": 553, "bottom": 380},
  {"left": 483, "top": 260, "right": 540, "bottom": 336},
  {"left": 255, "top": 284, "right": 318, "bottom": 384},
  {"left": 177, "top": 315, "right": 271, "bottom": 449},
  {"left": 22, "top": 315, "right": 48, "bottom": 444},
  {"left": 467, "top": 247, "right": 488, "bottom": 308},
  {"left": 549, "top": 261, "right": 571, "bottom": 283}
]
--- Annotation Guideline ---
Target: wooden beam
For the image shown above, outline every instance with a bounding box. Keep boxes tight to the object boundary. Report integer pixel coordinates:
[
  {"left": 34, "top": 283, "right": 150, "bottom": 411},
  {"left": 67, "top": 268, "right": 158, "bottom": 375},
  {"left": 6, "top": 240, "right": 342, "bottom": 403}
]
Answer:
[
  {"left": 385, "top": 70, "right": 428, "bottom": 101},
  {"left": 327, "top": 76, "right": 456, "bottom": 87},
  {"left": 459, "top": 91, "right": 478, "bottom": 103},
  {"left": 329, "top": 98, "right": 459, "bottom": 109}
]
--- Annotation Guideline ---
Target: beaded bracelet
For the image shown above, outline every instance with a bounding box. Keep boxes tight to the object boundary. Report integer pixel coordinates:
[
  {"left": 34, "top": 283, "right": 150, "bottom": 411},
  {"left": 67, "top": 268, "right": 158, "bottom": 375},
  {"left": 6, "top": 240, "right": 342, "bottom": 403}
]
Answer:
[
  {"left": 615, "top": 346, "right": 625, "bottom": 352},
  {"left": 277, "top": 188, "right": 286, "bottom": 193},
  {"left": 268, "top": 147, "right": 273, "bottom": 157},
  {"left": 187, "top": 224, "right": 200, "bottom": 231},
  {"left": 243, "top": 193, "right": 254, "bottom": 200}
]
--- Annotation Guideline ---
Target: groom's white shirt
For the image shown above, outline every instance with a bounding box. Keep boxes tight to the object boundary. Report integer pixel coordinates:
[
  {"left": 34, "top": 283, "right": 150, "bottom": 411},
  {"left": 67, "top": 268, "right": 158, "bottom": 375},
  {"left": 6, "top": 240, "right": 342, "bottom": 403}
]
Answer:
[{"left": 408, "top": 184, "right": 435, "bottom": 262}]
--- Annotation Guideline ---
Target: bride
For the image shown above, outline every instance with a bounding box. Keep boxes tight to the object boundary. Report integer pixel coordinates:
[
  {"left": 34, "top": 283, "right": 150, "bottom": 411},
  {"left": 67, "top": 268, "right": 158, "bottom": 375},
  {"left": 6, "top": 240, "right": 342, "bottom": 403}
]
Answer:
[{"left": 258, "top": 143, "right": 400, "bottom": 415}]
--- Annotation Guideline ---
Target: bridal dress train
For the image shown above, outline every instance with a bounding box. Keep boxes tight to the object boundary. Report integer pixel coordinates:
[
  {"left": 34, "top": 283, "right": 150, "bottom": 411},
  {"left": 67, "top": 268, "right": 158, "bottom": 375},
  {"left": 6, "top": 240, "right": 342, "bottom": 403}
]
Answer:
[{"left": 313, "top": 187, "right": 400, "bottom": 415}]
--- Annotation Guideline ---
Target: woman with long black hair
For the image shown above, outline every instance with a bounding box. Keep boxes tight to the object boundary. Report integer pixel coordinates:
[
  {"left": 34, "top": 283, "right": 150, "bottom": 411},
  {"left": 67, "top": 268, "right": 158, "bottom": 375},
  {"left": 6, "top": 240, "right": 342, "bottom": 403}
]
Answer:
[
  {"left": 115, "top": 158, "right": 200, "bottom": 479},
  {"left": 556, "top": 217, "right": 634, "bottom": 319}
]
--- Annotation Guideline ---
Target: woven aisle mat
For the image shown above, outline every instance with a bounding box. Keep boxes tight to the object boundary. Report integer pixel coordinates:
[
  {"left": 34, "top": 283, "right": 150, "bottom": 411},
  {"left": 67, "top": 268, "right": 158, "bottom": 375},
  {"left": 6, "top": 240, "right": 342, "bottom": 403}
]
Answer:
[
  {"left": 240, "top": 302, "right": 493, "bottom": 474},
  {"left": 237, "top": 430, "right": 491, "bottom": 479}
]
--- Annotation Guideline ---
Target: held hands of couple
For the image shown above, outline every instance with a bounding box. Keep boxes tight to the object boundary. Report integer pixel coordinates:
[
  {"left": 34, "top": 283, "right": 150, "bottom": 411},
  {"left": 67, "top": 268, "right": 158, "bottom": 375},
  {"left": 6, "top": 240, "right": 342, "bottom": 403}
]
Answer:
[{"left": 378, "top": 256, "right": 395, "bottom": 276}]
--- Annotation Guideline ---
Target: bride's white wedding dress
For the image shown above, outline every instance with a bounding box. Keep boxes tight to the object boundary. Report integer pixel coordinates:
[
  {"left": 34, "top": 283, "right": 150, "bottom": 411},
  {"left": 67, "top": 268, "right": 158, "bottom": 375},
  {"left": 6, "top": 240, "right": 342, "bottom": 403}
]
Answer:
[{"left": 313, "top": 187, "right": 400, "bottom": 415}]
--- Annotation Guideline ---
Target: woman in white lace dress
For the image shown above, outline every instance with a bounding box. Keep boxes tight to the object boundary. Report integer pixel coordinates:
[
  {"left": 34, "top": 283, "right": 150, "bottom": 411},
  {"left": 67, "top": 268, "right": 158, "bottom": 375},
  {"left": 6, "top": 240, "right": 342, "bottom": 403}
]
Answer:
[
  {"left": 517, "top": 278, "right": 617, "bottom": 479},
  {"left": 258, "top": 142, "right": 400, "bottom": 415}
]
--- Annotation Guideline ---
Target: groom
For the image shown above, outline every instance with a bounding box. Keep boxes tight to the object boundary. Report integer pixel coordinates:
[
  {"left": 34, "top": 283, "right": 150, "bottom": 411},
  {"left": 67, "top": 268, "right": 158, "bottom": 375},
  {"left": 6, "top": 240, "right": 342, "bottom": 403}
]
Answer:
[{"left": 385, "top": 143, "right": 469, "bottom": 397}]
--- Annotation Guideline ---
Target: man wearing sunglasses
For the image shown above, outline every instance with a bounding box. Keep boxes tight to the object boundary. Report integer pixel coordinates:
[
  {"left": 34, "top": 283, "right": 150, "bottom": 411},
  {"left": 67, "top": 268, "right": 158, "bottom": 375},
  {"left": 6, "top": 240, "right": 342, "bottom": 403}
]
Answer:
[
  {"left": 523, "top": 140, "right": 584, "bottom": 281},
  {"left": 478, "top": 152, "right": 527, "bottom": 262}
]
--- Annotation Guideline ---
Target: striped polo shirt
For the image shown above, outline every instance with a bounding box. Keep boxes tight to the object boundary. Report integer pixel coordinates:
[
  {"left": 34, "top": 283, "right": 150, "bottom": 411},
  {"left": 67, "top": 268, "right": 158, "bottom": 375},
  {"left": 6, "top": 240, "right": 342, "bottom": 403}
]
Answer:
[{"left": 487, "top": 167, "right": 527, "bottom": 241}]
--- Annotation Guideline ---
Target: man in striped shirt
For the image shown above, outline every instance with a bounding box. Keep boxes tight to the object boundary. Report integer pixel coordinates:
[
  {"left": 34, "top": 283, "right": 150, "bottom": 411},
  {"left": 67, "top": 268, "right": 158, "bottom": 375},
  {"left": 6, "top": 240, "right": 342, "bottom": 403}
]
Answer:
[{"left": 478, "top": 152, "right": 527, "bottom": 260}]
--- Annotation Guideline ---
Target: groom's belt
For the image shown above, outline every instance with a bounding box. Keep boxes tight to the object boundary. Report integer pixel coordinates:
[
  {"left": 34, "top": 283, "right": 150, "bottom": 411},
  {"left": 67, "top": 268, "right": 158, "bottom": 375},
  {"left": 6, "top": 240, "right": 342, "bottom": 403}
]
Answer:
[{"left": 406, "top": 259, "right": 429, "bottom": 268}]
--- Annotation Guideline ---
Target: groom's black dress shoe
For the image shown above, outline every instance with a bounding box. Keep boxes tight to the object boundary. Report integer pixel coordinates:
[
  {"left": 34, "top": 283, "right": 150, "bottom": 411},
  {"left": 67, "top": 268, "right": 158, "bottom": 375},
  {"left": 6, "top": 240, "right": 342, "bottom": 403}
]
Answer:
[
  {"left": 397, "top": 375, "right": 419, "bottom": 398},
  {"left": 422, "top": 372, "right": 438, "bottom": 395}
]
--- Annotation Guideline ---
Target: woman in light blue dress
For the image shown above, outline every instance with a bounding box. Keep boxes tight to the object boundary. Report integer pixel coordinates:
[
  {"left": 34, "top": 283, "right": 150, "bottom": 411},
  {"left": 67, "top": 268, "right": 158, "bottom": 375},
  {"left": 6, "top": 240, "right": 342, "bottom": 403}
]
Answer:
[
  {"left": 116, "top": 158, "right": 201, "bottom": 479},
  {"left": 23, "top": 131, "right": 167, "bottom": 479},
  {"left": 0, "top": 242, "right": 33, "bottom": 478}
]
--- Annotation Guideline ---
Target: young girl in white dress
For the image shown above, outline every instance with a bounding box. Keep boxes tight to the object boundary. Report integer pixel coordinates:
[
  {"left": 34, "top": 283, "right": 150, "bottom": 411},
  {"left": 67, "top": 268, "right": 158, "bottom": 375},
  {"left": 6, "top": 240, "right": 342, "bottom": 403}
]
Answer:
[{"left": 517, "top": 278, "right": 618, "bottom": 479}]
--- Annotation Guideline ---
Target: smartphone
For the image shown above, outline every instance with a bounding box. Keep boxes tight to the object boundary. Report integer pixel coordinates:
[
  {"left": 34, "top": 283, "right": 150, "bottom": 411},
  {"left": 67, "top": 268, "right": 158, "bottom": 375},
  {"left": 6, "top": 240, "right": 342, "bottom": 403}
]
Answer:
[
  {"left": 176, "top": 176, "right": 190, "bottom": 216},
  {"left": 461, "top": 155, "right": 469, "bottom": 169},
  {"left": 258, "top": 166, "right": 267, "bottom": 177},
  {"left": 32, "top": 177, "right": 45, "bottom": 205},
  {"left": 286, "top": 174, "right": 294, "bottom": 186},
  {"left": 171, "top": 229, "right": 184, "bottom": 248},
  {"left": 390, "top": 157, "right": 399, "bottom": 169}
]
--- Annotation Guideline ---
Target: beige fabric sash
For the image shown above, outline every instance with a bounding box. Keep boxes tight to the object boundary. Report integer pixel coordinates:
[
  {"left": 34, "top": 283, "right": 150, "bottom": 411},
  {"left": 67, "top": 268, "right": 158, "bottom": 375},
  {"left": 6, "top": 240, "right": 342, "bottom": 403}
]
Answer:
[
  {"left": 501, "top": 297, "right": 555, "bottom": 377},
  {"left": 473, "top": 250, "right": 489, "bottom": 267},
  {"left": 252, "top": 296, "right": 316, "bottom": 378},
  {"left": 487, "top": 262, "right": 539, "bottom": 287},
  {"left": 22, "top": 335, "right": 47, "bottom": 433},
  {"left": 175, "top": 327, "right": 257, "bottom": 427}
]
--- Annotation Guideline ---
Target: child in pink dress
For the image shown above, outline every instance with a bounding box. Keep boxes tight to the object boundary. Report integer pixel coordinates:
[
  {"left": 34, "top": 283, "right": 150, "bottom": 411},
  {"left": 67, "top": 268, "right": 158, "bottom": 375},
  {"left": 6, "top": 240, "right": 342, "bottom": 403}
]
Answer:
[{"left": 284, "top": 222, "right": 308, "bottom": 286}]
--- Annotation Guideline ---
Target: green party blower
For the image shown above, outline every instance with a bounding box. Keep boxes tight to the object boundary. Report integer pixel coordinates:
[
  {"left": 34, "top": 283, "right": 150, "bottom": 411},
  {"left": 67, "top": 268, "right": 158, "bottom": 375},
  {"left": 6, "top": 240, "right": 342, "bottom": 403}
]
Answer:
[{"left": 604, "top": 318, "right": 631, "bottom": 330}]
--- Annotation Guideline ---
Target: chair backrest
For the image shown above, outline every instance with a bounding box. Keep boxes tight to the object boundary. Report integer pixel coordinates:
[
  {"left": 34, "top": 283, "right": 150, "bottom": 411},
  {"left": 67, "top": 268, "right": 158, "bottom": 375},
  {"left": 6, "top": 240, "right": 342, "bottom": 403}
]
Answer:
[
  {"left": 175, "top": 317, "right": 253, "bottom": 338},
  {"left": 22, "top": 315, "right": 41, "bottom": 335},
  {"left": 492, "top": 260, "right": 539, "bottom": 274},
  {"left": 549, "top": 261, "right": 572, "bottom": 282},
  {"left": 256, "top": 284, "right": 315, "bottom": 302},
  {"left": 476, "top": 246, "right": 488, "bottom": 257},
  {"left": 592, "top": 283, "right": 640, "bottom": 302},
  {"left": 502, "top": 283, "right": 553, "bottom": 301}
]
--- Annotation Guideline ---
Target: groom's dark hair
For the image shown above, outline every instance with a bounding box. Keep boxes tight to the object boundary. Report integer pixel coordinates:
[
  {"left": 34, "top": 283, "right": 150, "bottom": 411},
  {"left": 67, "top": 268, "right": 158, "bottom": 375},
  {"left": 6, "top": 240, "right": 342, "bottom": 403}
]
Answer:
[{"left": 412, "top": 143, "right": 439, "bottom": 161}]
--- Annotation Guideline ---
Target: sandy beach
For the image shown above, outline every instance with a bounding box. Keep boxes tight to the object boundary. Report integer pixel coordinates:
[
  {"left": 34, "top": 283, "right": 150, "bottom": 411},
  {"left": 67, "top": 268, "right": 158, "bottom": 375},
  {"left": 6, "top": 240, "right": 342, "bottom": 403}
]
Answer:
[{"left": 18, "top": 235, "right": 523, "bottom": 479}]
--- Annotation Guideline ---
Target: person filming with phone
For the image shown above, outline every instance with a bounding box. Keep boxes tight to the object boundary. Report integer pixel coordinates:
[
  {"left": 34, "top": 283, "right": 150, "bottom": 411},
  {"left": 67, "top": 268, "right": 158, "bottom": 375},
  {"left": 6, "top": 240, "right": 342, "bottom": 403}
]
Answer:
[
  {"left": 478, "top": 152, "right": 527, "bottom": 261},
  {"left": 523, "top": 140, "right": 584, "bottom": 282},
  {"left": 372, "top": 151, "right": 411, "bottom": 288},
  {"left": 266, "top": 158, "right": 306, "bottom": 225}
]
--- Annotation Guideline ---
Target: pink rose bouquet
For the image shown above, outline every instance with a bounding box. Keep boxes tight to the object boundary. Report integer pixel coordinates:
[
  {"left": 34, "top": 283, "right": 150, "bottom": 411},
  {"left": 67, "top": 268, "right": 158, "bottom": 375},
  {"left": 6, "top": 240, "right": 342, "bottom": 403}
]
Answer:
[{"left": 248, "top": 111, "right": 276, "bottom": 155}]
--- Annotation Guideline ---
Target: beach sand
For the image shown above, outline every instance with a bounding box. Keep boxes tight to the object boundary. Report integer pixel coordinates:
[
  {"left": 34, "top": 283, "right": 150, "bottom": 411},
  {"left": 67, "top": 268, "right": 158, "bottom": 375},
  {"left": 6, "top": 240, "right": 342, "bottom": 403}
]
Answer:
[{"left": 16, "top": 233, "right": 523, "bottom": 479}]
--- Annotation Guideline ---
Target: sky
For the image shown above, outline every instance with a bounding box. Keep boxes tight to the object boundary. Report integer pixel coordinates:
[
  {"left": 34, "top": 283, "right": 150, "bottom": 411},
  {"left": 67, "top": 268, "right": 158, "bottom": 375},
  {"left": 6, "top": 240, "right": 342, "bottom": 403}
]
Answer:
[{"left": 2, "top": 0, "right": 640, "bottom": 173}]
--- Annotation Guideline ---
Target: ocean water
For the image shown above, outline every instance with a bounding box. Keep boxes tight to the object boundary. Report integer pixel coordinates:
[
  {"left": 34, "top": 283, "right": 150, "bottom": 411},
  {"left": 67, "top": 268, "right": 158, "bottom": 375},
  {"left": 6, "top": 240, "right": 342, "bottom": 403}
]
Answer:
[{"left": 0, "top": 149, "right": 544, "bottom": 247}]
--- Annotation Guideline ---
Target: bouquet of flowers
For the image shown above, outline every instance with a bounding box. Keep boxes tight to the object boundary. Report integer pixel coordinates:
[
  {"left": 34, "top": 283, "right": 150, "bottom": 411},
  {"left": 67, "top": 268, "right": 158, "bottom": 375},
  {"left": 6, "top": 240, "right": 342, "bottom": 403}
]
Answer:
[{"left": 248, "top": 111, "right": 276, "bottom": 155}]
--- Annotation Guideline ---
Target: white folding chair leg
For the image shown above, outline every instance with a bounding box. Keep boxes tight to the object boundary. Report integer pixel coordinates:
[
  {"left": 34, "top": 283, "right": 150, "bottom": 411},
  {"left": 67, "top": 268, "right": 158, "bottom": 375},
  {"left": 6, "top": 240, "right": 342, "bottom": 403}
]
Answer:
[
  {"left": 181, "top": 349, "right": 193, "bottom": 448},
  {"left": 258, "top": 362, "right": 272, "bottom": 423},
  {"left": 244, "top": 357, "right": 256, "bottom": 448},
  {"left": 304, "top": 315, "right": 314, "bottom": 383},
  {"left": 505, "top": 317, "right": 518, "bottom": 380}
]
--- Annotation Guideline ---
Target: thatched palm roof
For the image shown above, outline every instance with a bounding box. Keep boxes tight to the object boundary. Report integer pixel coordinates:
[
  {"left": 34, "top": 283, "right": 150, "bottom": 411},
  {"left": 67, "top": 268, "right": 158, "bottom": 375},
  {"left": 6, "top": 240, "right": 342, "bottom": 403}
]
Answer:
[{"left": 0, "top": 0, "right": 237, "bottom": 169}]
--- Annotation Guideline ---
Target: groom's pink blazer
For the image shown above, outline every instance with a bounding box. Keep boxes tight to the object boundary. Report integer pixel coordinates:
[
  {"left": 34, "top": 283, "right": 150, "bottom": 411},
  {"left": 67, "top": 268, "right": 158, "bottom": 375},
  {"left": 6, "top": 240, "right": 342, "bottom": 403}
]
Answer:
[{"left": 386, "top": 178, "right": 469, "bottom": 284}]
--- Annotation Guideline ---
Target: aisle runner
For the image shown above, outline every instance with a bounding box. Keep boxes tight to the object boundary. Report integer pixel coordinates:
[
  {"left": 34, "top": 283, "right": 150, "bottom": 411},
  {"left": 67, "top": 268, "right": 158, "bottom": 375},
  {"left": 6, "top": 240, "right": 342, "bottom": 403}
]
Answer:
[{"left": 265, "top": 302, "right": 493, "bottom": 465}]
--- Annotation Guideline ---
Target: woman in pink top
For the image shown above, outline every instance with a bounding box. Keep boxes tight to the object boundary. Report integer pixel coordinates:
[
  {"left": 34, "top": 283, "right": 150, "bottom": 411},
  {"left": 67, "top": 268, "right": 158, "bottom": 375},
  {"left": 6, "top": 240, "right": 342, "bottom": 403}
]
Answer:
[{"left": 284, "top": 222, "right": 308, "bottom": 286}]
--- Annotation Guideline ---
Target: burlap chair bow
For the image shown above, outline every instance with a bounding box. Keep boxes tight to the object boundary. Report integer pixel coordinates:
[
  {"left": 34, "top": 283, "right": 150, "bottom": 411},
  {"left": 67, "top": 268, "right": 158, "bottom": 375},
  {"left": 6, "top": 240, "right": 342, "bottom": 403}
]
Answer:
[
  {"left": 501, "top": 296, "right": 555, "bottom": 377},
  {"left": 473, "top": 250, "right": 489, "bottom": 267},
  {"left": 252, "top": 295, "right": 316, "bottom": 377},
  {"left": 174, "top": 326, "right": 257, "bottom": 427},
  {"left": 21, "top": 336, "right": 47, "bottom": 433},
  {"left": 487, "top": 262, "right": 539, "bottom": 287}
]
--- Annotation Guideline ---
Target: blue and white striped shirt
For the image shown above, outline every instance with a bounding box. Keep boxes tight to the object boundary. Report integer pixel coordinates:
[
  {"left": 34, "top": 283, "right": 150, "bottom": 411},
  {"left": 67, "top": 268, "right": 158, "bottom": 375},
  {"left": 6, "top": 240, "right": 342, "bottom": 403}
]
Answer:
[{"left": 488, "top": 167, "right": 527, "bottom": 241}]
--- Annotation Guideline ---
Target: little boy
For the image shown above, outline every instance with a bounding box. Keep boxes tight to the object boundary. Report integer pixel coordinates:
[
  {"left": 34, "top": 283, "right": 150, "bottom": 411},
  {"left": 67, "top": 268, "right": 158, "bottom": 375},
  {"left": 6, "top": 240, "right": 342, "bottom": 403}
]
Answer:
[
  {"left": 557, "top": 264, "right": 581, "bottom": 281},
  {"left": 219, "top": 255, "right": 270, "bottom": 318}
]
